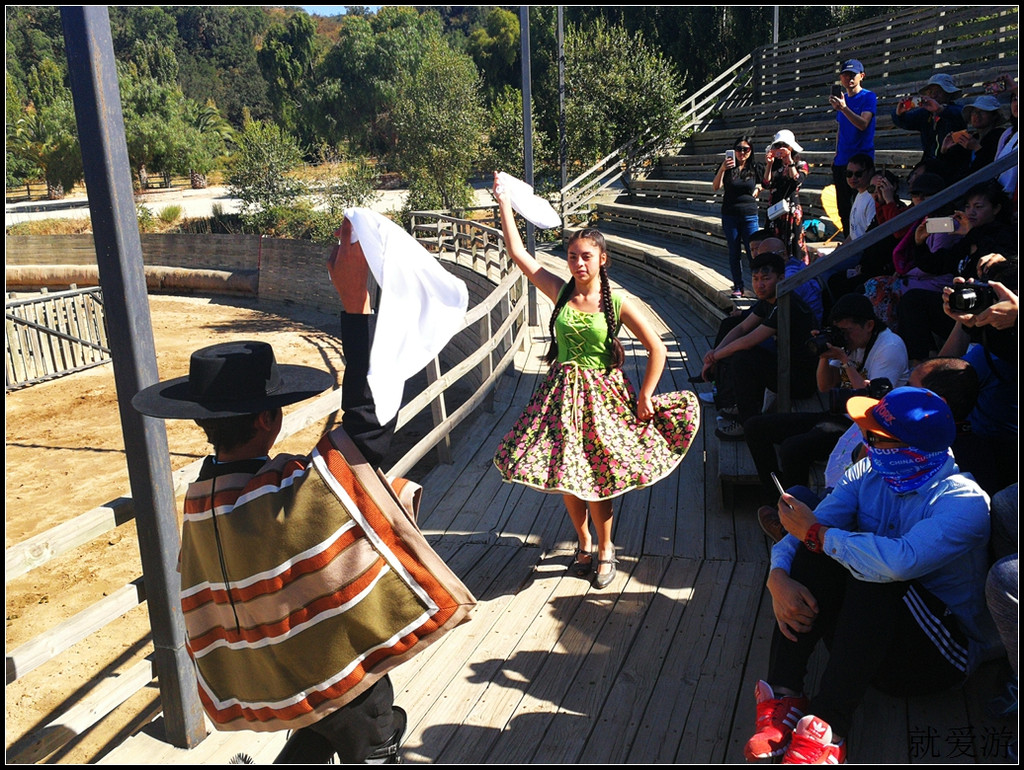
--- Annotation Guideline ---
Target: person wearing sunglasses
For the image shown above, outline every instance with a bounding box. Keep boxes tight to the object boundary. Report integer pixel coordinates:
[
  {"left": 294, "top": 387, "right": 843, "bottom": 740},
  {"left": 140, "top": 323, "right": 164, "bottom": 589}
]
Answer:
[
  {"left": 713, "top": 135, "right": 764, "bottom": 298},
  {"left": 744, "top": 386, "right": 996, "bottom": 764}
]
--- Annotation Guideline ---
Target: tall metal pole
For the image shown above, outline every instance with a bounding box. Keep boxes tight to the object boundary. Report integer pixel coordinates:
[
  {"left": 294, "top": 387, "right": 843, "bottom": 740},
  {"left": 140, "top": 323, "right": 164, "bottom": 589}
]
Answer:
[
  {"left": 60, "top": 6, "right": 206, "bottom": 748},
  {"left": 557, "top": 7, "right": 567, "bottom": 193},
  {"left": 519, "top": 6, "right": 538, "bottom": 325},
  {"left": 774, "top": 6, "right": 780, "bottom": 44}
]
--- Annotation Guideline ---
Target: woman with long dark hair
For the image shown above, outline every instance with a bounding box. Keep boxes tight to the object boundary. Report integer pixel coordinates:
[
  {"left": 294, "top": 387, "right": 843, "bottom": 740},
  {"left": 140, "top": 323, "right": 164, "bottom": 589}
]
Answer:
[
  {"left": 714, "top": 134, "right": 764, "bottom": 297},
  {"left": 491, "top": 173, "right": 701, "bottom": 590}
]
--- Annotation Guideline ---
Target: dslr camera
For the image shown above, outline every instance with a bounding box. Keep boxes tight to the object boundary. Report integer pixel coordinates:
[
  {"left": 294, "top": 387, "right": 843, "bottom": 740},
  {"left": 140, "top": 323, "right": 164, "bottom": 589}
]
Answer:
[
  {"left": 806, "top": 326, "right": 846, "bottom": 357},
  {"left": 948, "top": 282, "right": 998, "bottom": 314},
  {"left": 829, "top": 377, "right": 894, "bottom": 416}
]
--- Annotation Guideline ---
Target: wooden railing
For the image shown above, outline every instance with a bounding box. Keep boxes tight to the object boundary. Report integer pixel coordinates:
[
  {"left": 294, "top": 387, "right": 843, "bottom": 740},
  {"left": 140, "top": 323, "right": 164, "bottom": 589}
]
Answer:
[
  {"left": 6, "top": 286, "right": 111, "bottom": 391},
  {"left": 4, "top": 218, "right": 529, "bottom": 763}
]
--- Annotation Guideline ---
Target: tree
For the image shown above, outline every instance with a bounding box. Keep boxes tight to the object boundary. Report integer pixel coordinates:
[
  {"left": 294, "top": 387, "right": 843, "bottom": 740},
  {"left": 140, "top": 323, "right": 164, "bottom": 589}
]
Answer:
[
  {"left": 465, "top": 7, "right": 520, "bottom": 103},
  {"left": 390, "top": 36, "right": 486, "bottom": 211},
  {"left": 257, "top": 11, "right": 320, "bottom": 143},
  {"left": 9, "top": 98, "right": 82, "bottom": 199},
  {"left": 227, "top": 117, "right": 305, "bottom": 216},
  {"left": 563, "top": 18, "right": 685, "bottom": 185},
  {"left": 485, "top": 85, "right": 553, "bottom": 183}
]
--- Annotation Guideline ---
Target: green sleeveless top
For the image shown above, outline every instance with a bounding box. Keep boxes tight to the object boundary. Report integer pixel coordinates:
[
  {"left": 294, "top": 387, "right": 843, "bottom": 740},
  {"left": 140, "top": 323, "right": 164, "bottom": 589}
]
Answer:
[{"left": 554, "top": 290, "right": 623, "bottom": 369}]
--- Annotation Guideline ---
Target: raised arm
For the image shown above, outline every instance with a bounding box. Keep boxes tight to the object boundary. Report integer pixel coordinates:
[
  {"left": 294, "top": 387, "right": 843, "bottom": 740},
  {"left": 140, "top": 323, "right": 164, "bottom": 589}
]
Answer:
[{"left": 493, "top": 172, "right": 565, "bottom": 303}]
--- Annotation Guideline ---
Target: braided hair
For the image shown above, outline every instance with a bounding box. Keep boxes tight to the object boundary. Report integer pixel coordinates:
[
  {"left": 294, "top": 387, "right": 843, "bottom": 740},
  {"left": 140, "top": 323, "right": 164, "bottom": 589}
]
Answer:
[{"left": 544, "top": 229, "right": 625, "bottom": 370}]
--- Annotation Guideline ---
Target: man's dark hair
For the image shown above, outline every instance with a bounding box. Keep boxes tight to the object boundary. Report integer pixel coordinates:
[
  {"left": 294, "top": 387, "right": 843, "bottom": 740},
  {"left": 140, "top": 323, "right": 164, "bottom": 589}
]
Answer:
[
  {"left": 750, "top": 252, "right": 786, "bottom": 276},
  {"left": 915, "top": 358, "right": 979, "bottom": 422},
  {"left": 847, "top": 152, "right": 875, "bottom": 172},
  {"left": 195, "top": 412, "right": 265, "bottom": 454}
]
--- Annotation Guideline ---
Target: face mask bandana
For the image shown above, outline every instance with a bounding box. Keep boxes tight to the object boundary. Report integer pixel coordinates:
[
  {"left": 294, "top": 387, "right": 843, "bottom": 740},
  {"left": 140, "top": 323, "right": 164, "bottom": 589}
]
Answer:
[{"left": 868, "top": 445, "right": 948, "bottom": 493}]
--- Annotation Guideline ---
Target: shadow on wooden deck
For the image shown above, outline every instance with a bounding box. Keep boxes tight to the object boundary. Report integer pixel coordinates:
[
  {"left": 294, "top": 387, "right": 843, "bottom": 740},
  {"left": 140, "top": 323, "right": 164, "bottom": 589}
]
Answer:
[{"left": 100, "top": 256, "right": 1015, "bottom": 764}]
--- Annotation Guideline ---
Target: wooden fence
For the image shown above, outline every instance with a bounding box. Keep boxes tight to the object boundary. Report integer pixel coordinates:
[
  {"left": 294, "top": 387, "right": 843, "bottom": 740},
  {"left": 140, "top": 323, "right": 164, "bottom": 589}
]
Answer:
[
  {"left": 5, "top": 286, "right": 111, "bottom": 391},
  {"left": 4, "top": 218, "right": 528, "bottom": 763}
]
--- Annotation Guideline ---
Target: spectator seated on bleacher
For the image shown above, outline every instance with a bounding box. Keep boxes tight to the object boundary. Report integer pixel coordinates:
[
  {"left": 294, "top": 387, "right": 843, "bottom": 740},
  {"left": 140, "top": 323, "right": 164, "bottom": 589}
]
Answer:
[
  {"left": 752, "top": 231, "right": 824, "bottom": 327},
  {"left": 861, "top": 170, "right": 948, "bottom": 330},
  {"left": 942, "top": 95, "right": 1010, "bottom": 179},
  {"left": 744, "top": 292, "right": 909, "bottom": 518},
  {"left": 992, "top": 75, "right": 1018, "bottom": 200},
  {"left": 892, "top": 73, "right": 970, "bottom": 182},
  {"left": 700, "top": 252, "right": 818, "bottom": 441},
  {"left": 758, "top": 354, "right": 980, "bottom": 545},
  {"left": 898, "top": 180, "right": 1017, "bottom": 363},
  {"left": 824, "top": 167, "right": 908, "bottom": 309},
  {"left": 745, "top": 385, "right": 998, "bottom": 765},
  {"left": 936, "top": 256, "right": 1018, "bottom": 496}
]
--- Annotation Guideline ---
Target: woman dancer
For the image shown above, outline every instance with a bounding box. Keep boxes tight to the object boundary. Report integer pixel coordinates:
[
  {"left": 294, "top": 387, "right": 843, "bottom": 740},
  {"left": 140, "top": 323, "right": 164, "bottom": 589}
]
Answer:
[
  {"left": 492, "top": 172, "right": 701, "bottom": 589},
  {"left": 713, "top": 135, "right": 763, "bottom": 298}
]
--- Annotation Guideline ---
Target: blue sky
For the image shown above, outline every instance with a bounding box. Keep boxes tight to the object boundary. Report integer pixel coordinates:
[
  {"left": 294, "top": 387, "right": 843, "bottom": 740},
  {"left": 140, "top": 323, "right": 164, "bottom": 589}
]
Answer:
[{"left": 300, "top": 6, "right": 361, "bottom": 16}]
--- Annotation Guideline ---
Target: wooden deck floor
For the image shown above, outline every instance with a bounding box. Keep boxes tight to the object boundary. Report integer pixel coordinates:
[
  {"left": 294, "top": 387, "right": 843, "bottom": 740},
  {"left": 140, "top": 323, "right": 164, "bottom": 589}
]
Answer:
[{"left": 101, "top": 258, "right": 1015, "bottom": 765}]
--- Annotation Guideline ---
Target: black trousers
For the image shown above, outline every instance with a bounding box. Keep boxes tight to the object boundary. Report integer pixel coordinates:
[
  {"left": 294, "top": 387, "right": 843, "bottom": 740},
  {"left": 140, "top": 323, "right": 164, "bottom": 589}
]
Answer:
[
  {"left": 743, "top": 411, "right": 851, "bottom": 502},
  {"left": 768, "top": 548, "right": 968, "bottom": 737},
  {"left": 275, "top": 312, "right": 404, "bottom": 763}
]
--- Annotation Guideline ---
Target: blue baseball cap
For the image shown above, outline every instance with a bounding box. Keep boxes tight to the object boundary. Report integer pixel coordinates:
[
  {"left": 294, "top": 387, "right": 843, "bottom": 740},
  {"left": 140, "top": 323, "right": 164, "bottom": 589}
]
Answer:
[
  {"left": 846, "top": 386, "right": 955, "bottom": 452},
  {"left": 841, "top": 59, "right": 865, "bottom": 75}
]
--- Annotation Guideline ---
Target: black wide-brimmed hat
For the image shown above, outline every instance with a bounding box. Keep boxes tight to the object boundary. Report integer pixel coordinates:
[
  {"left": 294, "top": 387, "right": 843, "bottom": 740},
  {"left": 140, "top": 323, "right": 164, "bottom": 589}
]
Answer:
[{"left": 132, "top": 340, "right": 334, "bottom": 420}]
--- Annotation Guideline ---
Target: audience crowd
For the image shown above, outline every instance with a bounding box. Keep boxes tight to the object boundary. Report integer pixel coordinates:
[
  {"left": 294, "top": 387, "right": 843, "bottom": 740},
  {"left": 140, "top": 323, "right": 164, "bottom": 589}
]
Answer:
[{"left": 702, "top": 64, "right": 1018, "bottom": 764}]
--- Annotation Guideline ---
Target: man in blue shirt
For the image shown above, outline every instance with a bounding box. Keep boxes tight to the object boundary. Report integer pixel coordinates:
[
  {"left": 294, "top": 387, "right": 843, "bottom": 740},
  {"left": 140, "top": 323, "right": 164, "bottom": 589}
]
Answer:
[
  {"left": 743, "top": 387, "right": 994, "bottom": 764},
  {"left": 830, "top": 59, "right": 877, "bottom": 238}
]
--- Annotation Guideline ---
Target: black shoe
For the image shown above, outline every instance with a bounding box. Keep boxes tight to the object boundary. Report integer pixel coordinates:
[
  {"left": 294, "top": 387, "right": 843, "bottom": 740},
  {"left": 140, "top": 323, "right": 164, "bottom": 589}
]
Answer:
[
  {"left": 593, "top": 558, "right": 618, "bottom": 589},
  {"left": 569, "top": 547, "right": 593, "bottom": 577},
  {"left": 366, "top": 706, "right": 407, "bottom": 764}
]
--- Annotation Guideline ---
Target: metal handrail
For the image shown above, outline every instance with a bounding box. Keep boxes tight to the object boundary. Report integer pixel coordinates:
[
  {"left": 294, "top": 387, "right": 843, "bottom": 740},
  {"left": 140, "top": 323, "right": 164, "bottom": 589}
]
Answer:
[
  {"left": 774, "top": 152, "right": 1018, "bottom": 411},
  {"left": 558, "top": 54, "right": 755, "bottom": 220}
]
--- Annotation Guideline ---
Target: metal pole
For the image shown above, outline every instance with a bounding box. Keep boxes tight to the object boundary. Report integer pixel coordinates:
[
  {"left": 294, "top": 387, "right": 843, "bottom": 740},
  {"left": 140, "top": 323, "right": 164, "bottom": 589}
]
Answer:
[
  {"left": 557, "top": 7, "right": 567, "bottom": 193},
  {"left": 520, "top": 6, "right": 538, "bottom": 325},
  {"left": 60, "top": 6, "right": 206, "bottom": 748},
  {"left": 773, "top": 6, "right": 780, "bottom": 44}
]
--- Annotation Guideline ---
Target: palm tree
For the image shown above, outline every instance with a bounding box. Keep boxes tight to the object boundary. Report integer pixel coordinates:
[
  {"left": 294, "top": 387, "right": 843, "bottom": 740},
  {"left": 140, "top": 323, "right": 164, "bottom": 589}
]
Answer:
[{"left": 10, "top": 101, "right": 82, "bottom": 200}]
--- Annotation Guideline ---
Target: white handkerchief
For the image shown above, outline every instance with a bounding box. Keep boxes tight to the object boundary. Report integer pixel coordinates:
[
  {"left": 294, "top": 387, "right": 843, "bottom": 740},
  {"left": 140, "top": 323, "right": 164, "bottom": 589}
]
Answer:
[
  {"left": 344, "top": 208, "right": 469, "bottom": 425},
  {"left": 496, "top": 172, "right": 561, "bottom": 230}
]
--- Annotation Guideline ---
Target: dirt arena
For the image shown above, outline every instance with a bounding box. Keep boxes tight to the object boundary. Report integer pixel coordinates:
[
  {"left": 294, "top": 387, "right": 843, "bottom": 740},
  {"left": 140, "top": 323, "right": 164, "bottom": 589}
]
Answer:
[{"left": 5, "top": 293, "right": 363, "bottom": 763}]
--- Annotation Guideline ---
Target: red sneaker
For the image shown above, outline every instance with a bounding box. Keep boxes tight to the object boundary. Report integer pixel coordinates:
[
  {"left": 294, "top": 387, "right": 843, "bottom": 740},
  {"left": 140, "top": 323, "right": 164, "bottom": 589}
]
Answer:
[
  {"left": 744, "top": 680, "right": 810, "bottom": 760},
  {"left": 781, "top": 714, "right": 847, "bottom": 764}
]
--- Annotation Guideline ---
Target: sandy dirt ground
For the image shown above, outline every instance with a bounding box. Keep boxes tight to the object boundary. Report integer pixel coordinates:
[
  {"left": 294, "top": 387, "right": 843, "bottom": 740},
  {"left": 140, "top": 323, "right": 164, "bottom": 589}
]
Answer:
[{"left": 4, "top": 293, "right": 379, "bottom": 763}]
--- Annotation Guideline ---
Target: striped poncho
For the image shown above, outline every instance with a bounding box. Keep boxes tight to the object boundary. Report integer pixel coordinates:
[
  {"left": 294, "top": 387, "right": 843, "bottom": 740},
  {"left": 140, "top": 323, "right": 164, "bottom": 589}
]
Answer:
[{"left": 179, "top": 428, "right": 475, "bottom": 732}]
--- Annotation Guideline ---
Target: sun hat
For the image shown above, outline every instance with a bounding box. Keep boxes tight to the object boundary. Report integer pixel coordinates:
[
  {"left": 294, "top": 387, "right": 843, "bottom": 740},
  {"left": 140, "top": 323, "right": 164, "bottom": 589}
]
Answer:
[
  {"left": 846, "top": 386, "right": 955, "bottom": 452},
  {"left": 963, "top": 94, "right": 1008, "bottom": 123},
  {"left": 919, "top": 73, "right": 962, "bottom": 97},
  {"left": 132, "top": 340, "right": 334, "bottom": 419},
  {"left": 841, "top": 59, "right": 865, "bottom": 75},
  {"left": 769, "top": 129, "right": 804, "bottom": 154}
]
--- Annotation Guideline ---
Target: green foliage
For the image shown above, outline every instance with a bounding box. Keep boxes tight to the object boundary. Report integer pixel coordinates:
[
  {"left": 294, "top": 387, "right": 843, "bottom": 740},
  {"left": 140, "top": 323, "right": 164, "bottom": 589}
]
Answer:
[
  {"left": 563, "top": 18, "right": 685, "bottom": 170},
  {"left": 313, "top": 159, "right": 382, "bottom": 219},
  {"left": 227, "top": 118, "right": 306, "bottom": 217},
  {"left": 466, "top": 7, "right": 520, "bottom": 102},
  {"left": 158, "top": 205, "right": 182, "bottom": 224},
  {"left": 389, "top": 36, "right": 486, "bottom": 210},
  {"left": 485, "top": 86, "right": 553, "bottom": 181},
  {"left": 9, "top": 95, "right": 82, "bottom": 198}
]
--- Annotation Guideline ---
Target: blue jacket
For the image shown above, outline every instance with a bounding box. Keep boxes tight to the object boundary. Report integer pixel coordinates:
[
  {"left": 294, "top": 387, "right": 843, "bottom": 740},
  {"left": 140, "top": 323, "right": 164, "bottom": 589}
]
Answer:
[{"left": 771, "top": 454, "right": 997, "bottom": 666}]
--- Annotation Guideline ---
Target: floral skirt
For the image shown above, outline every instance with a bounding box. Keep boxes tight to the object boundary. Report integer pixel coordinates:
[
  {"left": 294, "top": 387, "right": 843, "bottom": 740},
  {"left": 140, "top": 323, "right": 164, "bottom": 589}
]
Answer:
[{"left": 493, "top": 363, "right": 701, "bottom": 501}]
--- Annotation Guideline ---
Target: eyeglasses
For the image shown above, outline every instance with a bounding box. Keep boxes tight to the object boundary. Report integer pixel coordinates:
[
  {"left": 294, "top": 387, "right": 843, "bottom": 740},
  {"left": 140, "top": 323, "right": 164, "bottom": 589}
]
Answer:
[
  {"left": 734, "top": 146, "right": 752, "bottom": 153},
  {"left": 846, "top": 169, "right": 867, "bottom": 178},
  {"left": 865, "top": 431, "right": 907, "bottom": 447}
]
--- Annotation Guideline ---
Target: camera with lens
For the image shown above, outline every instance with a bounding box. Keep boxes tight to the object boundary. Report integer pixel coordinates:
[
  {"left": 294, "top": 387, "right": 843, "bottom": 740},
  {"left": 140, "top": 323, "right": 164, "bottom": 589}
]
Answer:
[
  {"left": 829, "top": 377, "right": 894, "bottom": 416},
  {"left": 948, "top": 282, "right": 998, "bottom": 314},
  {"left": 806, "top": 326, "right": 846, "bottom": 357}
]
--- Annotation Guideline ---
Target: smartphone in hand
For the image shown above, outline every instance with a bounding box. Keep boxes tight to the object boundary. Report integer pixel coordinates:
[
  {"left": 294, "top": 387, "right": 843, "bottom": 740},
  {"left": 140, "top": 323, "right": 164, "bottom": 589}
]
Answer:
[{"left": 830, "top": 85, "right": 843, "bottom": 99}]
